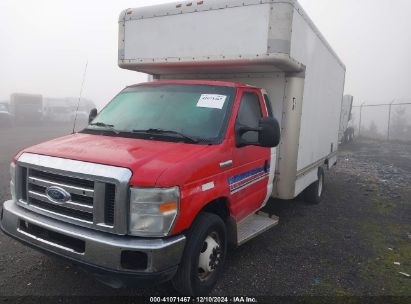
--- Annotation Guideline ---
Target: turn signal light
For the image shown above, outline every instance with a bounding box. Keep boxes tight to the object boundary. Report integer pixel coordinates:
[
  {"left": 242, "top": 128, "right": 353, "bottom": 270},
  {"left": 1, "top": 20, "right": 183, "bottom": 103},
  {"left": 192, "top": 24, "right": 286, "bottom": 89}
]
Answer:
[{"left": 159, "top": 201, "right": 178, "bottom": 214}]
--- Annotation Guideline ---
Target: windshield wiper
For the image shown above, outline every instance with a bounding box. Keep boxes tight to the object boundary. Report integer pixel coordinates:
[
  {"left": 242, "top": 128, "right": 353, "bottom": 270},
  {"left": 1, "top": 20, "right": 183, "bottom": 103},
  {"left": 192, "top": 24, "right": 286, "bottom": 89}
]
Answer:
[
  {"left": 89, "top": 122, "right": 121, "bottom": 135},
  {"left": 132, "top": 128, "right": 199, "bottom": 143}
]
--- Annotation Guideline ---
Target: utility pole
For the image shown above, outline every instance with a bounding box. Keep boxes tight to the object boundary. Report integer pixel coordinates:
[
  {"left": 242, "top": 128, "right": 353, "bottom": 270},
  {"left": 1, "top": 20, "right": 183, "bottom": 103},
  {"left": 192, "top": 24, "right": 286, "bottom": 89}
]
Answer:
[
  {"left": 359, "top": 102, "right": 365, "bottom": 137},
  {"left": 387, "top": 99, "right": 395, "bottom": 141}
]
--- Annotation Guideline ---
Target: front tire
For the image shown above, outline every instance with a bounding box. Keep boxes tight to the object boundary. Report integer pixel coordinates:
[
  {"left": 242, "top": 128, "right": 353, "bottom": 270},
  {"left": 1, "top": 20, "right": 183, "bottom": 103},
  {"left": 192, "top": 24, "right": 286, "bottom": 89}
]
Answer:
[
  {"left": 172, "top": 212, "right": 227, "bottom": 296},
  {"left": 304, "top": 167, "right": 325, "bottom": 204}
]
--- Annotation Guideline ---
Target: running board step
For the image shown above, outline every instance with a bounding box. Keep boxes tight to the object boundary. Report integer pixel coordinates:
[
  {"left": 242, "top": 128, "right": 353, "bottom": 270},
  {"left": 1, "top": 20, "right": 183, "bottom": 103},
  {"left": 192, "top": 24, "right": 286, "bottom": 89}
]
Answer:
[{"left": 236, "top": 212, "right": 279, "bottom": 246}]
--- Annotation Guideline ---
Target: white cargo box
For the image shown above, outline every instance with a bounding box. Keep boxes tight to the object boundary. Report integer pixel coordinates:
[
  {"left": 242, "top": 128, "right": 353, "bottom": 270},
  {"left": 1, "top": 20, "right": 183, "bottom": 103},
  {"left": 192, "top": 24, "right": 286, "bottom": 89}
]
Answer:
[
  {"left": 119, "top": 0, "right": 346, "bottom": 200},
  {"left": 118, "top": 0, "right": 344, "bottom": 74}
]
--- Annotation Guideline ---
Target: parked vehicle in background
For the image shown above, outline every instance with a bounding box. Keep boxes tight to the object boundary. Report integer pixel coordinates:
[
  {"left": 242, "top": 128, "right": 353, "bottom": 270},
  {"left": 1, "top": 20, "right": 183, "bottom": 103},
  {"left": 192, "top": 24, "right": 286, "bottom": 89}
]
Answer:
[
  {"left": 43, "top": 98, "right": 73, "bottom": 123},
  {"left": 1, "top": 0, "right": 346, "bottom": 296},
  {"left": 0, "top": 102, "right": 14, "bottom": 127},
  {"left": 9, "top": 93, "right": 43, "bottom": 125},
  {"left": 67, "top": 98, "right": 97, "bottom": 129},
  {"left": 339, "top": 95, "right": 354, "bottom": 143},
  {"left": 70, "top": 109, "right": 88, "bottom": 122},
  {"left": 43, "top": 98, "right": 95, "bottom": 125}
]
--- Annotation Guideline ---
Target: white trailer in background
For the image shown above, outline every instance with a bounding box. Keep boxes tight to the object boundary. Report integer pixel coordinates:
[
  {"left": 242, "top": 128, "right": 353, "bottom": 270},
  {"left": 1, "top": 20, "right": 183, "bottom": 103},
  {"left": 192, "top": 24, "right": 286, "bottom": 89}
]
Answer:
[
  {"left": 43, "top": 98, "right": 73, "bottom": 123},
  {"left": 43, "top": 97, "right": 96, "bottom": 128},
  {"left": 119, "top": 0, "right": 346, "bottom": 200},
  {"left": 10, "top": 93, "right": 43, "bottom": 125},
  {"left": 339, "top": 95, "right": 354, "bottom": 143}
]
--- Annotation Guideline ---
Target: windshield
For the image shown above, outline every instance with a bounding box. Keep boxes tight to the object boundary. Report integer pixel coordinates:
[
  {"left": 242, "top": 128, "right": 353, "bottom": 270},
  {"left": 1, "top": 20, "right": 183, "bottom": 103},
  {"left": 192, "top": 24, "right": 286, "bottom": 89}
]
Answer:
[{"left": 85, "top": 84, "right": 236, "bottom": 144}]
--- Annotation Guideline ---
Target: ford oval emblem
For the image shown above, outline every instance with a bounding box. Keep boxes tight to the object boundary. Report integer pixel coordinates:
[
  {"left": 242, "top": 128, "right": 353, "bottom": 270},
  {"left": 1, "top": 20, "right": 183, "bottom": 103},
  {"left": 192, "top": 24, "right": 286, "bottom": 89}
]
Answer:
[{"left": 45, "top": 186, "right": 71, "bottom": 203}]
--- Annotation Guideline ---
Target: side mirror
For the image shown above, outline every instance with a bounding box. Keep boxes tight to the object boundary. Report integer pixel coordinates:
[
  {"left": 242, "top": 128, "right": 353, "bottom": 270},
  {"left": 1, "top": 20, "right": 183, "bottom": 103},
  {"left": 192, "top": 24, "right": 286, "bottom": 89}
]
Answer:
[
  {"left": 258, "top": 117, "right": 280, "bottom": 148},
  {"left": 235, "top": 117, "right": 280, "bottom": 148},
  {"left": 88, "top": 108, "right": 98, "bottom": 124}
]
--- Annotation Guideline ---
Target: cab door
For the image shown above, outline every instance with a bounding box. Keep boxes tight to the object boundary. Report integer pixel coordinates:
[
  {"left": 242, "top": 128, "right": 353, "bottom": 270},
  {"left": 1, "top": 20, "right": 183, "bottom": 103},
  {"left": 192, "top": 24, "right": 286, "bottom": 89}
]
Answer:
[{"left": 228, "top": 89, "right": 274, "bottom": 221}]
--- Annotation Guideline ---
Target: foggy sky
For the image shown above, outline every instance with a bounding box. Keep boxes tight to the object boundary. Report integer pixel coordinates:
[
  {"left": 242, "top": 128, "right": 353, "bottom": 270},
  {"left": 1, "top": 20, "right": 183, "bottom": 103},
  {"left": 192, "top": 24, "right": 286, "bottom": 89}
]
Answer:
[{"left": 1, "top": 0, "right": 410, "bottom": 109}]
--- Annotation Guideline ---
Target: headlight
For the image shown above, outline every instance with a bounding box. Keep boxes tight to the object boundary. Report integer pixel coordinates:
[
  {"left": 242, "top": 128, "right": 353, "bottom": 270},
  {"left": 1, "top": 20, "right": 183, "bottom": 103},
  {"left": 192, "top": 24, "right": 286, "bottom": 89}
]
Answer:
[
  {"left": 10, "top": 162, "right": 16, "bottom": 201},
  {"left": 129, "top": 187, "right": 180, "bottom": 237}
]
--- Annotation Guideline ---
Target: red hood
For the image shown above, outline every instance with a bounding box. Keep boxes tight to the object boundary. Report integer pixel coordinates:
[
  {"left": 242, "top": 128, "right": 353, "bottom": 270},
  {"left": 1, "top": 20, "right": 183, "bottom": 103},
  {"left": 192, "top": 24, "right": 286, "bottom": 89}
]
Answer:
[{"left": 22, "top": 133, "right": 209, "bottom": 186}]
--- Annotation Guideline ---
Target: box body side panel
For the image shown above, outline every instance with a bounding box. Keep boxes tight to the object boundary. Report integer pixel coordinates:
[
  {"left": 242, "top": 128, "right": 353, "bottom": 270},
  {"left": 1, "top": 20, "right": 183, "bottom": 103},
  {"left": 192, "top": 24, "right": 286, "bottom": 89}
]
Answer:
[{"left": 290, "top": 9, "right": 346, "bottom": 172}]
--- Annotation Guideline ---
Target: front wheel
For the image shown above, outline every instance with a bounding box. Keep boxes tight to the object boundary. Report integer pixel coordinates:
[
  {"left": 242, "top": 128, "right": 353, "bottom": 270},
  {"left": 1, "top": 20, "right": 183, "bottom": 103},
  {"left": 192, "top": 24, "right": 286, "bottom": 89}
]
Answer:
[
  {"left": 172, "top": 212, "right": 227, "bottom": 295},
  {"left": 304, "top": 167, "right": 325, "bottom": 204}
]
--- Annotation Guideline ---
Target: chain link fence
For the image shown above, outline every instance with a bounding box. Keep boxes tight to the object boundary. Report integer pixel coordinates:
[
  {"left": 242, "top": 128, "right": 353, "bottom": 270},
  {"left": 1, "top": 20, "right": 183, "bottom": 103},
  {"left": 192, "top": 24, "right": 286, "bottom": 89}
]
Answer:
[{"left": 351, "top": 100, "right": 411, "bottom": 142}]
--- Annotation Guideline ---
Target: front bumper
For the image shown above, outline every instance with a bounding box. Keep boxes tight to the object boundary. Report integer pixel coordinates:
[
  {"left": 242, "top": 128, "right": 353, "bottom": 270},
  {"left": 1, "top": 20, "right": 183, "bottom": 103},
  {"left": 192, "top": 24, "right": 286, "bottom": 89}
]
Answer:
[{"left": 0, "top": 200, "right": 186, "bottom": 285}]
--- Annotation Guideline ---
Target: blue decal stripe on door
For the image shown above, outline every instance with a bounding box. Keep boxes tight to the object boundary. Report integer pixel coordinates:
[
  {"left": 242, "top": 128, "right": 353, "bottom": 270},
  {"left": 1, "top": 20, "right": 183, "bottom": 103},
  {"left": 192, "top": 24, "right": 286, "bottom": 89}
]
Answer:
[{"left": 228, "top": 165, "right": 270, "bottom": 193}]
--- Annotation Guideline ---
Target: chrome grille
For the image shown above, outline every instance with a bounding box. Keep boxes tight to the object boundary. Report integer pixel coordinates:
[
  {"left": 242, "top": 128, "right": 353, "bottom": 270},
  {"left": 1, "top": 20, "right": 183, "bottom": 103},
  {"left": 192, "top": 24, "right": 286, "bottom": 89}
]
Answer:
[
  {"left": 30, "top": 169, "right": 95, "bottom": 189},
  {"left": 104, "top": 183, "right": 116, "bottom": 226},
  {"left": 27, "top": 170, "right": 94, "bottom": 223},
  {"left": 29, "top": 197, "right": 94, "bottom": 222},
  {"left": 15, "top": 153, "right": 132, "bottom": 235}
]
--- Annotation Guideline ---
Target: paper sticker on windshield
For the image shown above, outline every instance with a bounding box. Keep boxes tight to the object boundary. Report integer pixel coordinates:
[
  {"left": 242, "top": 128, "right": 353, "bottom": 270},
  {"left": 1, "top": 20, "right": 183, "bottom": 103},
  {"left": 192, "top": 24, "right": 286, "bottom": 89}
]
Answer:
[{"left": 197, "top": 94, "right": 227, "bottom": 109}]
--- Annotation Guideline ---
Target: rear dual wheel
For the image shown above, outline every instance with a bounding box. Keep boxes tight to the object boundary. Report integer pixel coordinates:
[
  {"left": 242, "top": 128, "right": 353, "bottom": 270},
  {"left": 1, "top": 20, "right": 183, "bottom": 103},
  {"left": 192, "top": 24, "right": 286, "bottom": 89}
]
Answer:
[{"left": 172, "top": 212, "right": 227, "bottom": 295}]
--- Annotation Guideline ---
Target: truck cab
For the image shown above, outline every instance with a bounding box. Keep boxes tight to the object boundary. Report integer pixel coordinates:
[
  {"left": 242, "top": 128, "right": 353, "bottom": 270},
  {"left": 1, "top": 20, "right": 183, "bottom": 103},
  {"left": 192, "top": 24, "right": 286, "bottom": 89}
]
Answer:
[{"left": 2, "top": 80, "right": 281, "bottom": 295}]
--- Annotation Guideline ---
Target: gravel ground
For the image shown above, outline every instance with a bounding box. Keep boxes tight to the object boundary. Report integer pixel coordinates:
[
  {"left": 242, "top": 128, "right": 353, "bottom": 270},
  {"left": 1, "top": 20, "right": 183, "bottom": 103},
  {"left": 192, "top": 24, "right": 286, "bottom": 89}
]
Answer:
[{"left": 0, "top": 126, "right": 410, "bottom": 299}]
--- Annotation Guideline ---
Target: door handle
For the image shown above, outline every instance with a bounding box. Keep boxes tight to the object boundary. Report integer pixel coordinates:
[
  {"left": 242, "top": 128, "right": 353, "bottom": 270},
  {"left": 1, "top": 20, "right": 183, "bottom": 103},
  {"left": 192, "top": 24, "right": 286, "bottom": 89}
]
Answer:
[{"left": 220, "top": 160, "right": 233, "bottom": 169}]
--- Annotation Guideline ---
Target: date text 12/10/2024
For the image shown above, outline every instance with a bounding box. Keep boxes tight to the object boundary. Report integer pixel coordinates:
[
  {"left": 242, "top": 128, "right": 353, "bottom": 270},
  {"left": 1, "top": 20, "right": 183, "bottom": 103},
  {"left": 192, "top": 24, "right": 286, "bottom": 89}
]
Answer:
[{"left": 149, "top": 297, "right": 258, "bottom": 303}]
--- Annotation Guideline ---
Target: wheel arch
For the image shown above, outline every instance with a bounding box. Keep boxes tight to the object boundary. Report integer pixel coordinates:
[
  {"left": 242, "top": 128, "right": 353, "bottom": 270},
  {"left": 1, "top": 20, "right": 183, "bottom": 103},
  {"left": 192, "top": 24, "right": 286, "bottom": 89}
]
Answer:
[
  {"left": 192, "top": 197, "right": 237, "bottom": 248},
  {"left": 201, "top": 197, "right": 231, "bottom": 222}
]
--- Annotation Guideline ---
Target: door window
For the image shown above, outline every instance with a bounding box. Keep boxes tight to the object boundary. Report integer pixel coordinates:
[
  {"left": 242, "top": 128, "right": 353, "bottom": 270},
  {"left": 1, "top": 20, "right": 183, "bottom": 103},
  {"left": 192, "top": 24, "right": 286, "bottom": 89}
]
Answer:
[
  {"left": 236, "top": 92, "right": 263, "bottom": 142},
  {"left": 263, "top": 94, "right": 274, "bottom": 118}
]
